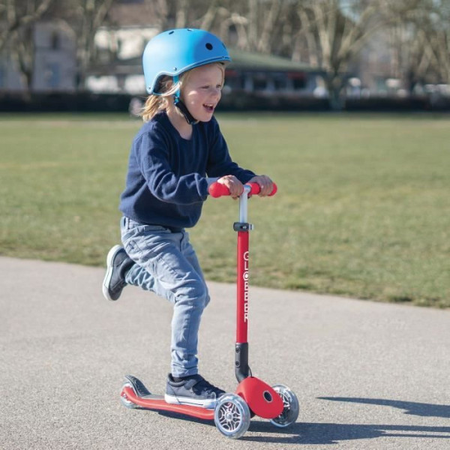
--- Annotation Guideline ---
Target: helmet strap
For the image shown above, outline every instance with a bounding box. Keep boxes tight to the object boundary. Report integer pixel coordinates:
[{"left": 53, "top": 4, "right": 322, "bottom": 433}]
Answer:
[{"left": 173, "top": 75, "right": 198, "bottom": 125}]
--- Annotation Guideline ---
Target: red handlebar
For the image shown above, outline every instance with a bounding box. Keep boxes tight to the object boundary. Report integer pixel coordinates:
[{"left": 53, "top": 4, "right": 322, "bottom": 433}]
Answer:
[{"left": 209, "top": 181, "right": 277, "bottom": 198}]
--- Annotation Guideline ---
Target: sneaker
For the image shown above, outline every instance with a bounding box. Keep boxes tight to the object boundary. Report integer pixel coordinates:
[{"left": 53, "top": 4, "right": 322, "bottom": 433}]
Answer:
[
  {"left": 102, "top": 245, "right": 134, "bottom": 301},
  {"left": 165, "top": 374, "right": 225, "bottom": 409}
]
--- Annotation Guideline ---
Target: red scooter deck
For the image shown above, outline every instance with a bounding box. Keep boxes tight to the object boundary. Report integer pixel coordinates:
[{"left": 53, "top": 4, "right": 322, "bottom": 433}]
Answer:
[{"left": 121, "top": 385, "right": 215, "bottom": 420}]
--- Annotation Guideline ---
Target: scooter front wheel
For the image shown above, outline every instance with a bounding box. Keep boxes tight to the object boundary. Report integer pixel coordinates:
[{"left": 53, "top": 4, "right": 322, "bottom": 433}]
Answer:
[
  {"left": 214, "top": 394, "right": 251, "bottom": 439},
  {"left": 269, "top": 384, "right": 299, "bottom": 428}
]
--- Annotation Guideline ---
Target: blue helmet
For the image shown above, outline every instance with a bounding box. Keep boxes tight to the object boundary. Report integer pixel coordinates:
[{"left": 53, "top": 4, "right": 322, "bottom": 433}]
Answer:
[{"left": 143, "top": 28, "right": 231, "bottom": 94}]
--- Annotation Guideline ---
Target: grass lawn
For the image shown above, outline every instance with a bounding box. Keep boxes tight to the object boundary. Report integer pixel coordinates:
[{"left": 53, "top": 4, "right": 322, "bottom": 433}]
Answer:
[{"left": 0, "top": 112, "right": 449, "bottom": 308}]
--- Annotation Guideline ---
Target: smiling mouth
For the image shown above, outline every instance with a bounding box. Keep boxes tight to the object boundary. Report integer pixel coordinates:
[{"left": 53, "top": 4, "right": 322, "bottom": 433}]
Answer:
[{"left": 203, "top": 103, "right": 215, "bottom": 112}]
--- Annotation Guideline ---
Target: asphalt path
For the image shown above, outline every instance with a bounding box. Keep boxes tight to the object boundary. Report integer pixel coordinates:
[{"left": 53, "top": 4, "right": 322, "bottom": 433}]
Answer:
[{"left": 1, "top": 256, "right": 449, "bottom": 449}]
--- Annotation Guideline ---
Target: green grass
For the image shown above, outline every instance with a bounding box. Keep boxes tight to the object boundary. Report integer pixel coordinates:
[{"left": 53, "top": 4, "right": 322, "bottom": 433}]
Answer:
[{"left": 0, "top": 112, "right": 449, "bottom": 308}]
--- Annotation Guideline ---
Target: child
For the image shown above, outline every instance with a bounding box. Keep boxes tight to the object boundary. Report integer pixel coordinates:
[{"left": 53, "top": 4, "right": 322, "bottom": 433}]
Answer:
[{"left": 102, "top": 28, "right": 273, "bottom": 409}]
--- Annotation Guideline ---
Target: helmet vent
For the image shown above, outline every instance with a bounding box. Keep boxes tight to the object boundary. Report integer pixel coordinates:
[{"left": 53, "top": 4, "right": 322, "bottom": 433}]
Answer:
[
  {"left": 169, "top": 31, "right": 174, "bottom": 35},
  {"left": 205, "top": 43, "right": 213, "bottom": 50}
]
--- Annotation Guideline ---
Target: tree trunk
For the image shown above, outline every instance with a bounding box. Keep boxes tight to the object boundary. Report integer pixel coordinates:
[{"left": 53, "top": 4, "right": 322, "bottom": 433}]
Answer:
[{"left": 325, "top": 72, "right": 346, "bottom": 110}]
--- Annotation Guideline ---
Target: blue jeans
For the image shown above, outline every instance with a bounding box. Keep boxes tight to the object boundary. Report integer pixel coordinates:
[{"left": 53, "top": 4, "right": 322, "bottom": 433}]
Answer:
[{"left": 120, "top": 216, "right": 210, "bottom": 378}]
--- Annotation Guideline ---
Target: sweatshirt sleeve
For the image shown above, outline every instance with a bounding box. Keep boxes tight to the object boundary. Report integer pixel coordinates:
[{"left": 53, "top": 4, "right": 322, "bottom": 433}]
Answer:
[
  {"left": 135, "top": 131, "right": 209, "bottom": 205},
  {"left": 206, "top": 118, "right": 256, "bottom": 183}
]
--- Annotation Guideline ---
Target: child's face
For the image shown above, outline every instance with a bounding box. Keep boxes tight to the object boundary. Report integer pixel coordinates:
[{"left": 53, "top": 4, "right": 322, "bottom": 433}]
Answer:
[{"left": 181, "top": 64, "right": 224, "bottom": 122}]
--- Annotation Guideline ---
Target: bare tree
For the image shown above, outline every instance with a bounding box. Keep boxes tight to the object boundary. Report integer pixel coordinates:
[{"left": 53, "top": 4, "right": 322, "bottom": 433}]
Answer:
[
  {"left": 387, "top": 3, "right": 433, "bottom": 92},
  {"left": 228, "top": 0, "right": 297, "bottom": 54},
  {"left": 384, "top": 0, "right": 450, "bottom": 92},
  {"left": 141, "top": 0, "right": 214, "bottom": 32},
  {"left": 4, "top": 0, "right": 447, "bottom": 101},
  {"left": 294, "top": 0, "right": 392, "bottom": 109},
  {"left": 432, "top": 15, "right": 450, "bottom": 84},
  {"left": 0, "top": 0, "right": 116, "bottom": 90},
  {"left": 0, "top": 0, "right": 54, "bottom": 89},
  {"left": 416, "top": 0, "right": 450, "bottom": 84},
  {"left": 72, "top": 0, "right": 115, "bottom": 89},
  {"left": 0, "top": 0, "right": 54, "bottom": 51},
  {"left": 163, "top": 0, "right": 299, "bottom": 56}
]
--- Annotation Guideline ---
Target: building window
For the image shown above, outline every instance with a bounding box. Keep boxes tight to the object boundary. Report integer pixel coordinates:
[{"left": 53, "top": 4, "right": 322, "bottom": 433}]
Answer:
[
  {"left": 224, "top": 70, "right": 245, "bottom": 90},
  {"left": 51, "top": 31, "right": 60, "bottom": 50},
  {"left": 274, "top": 75, "right": 288, "bottom": 91},
  {"left": 253, "top": 74, "right": 268, "bottom": 91},
  {"left": 288, "top": 72, "right": 306, "bottom": 90},
  {"left": 46, "top": 63, "right": 61, "bottom": 88}
]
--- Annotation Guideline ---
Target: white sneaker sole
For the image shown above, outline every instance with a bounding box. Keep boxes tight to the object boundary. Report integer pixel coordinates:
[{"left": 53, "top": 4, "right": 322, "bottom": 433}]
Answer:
[
  {"left": 164, "top": 393, "right": 217, "bottom": 410},
  {"left": 102, "top": 245, "right": 123, "bottom": 301}
]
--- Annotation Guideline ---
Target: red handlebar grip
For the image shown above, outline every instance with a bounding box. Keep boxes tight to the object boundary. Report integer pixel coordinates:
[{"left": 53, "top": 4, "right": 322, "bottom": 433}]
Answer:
[
  {"left": 208, "top": 181, "right": 277, "bottom": 198},
  {"left": 247, "top": 182, "right": 278, "bottom": 196},
  {"left": 208, "top": 182, "right": 230, "bottom": 198}
]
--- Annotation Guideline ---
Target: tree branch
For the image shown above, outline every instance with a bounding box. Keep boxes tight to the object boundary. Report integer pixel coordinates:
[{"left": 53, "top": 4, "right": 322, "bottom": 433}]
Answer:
[{"left": 0, "top": 0, "right": 54, "bottom": 52}]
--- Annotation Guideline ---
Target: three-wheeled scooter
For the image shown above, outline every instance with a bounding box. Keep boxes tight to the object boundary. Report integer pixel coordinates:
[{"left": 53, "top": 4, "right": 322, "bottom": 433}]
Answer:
[{"left": 119, "top": 182, "right": 299, "bottom": 439}]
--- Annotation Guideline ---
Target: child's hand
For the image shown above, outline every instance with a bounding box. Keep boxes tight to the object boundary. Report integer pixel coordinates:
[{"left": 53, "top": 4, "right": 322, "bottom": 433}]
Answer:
[
  {"left": 217, "top": 175, "right": 244, "bottom": 199},
  {"left": 248, "top": 175, "right": 274, "bottom": 197}
]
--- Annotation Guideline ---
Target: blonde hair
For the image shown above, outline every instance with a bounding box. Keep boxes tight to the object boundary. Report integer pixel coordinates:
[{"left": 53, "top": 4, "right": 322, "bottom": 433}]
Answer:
[
  {"left": 140, "top": 76, "right": 181, "bottom": 122},
  {"left": 140, "top": 63, "right": 225, "bottom": 122}
]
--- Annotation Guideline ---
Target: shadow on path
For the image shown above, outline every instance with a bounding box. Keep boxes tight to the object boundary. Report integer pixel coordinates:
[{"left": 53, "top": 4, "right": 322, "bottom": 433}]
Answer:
[
  {"left": 139, "top": 401, "right": 450, "bottom": 445},
  {"left": 244, "top": 421, "right": 450, "bottom": 444},
  {"left": 319, "top": 397, "right": 450, "bottom": 419}
]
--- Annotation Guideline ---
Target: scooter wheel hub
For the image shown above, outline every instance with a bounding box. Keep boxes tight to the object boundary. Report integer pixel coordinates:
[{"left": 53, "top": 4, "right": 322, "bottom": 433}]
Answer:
[{"left": 214, "top": 394, "right": 251, "bottom": 439}]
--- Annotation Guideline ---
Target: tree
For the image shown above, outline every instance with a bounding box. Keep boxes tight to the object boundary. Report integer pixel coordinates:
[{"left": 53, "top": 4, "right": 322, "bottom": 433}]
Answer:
[
  {"left": 0, "top": 0, "right": 54, "bottom": 51},
  {"left": 147, "top": 0, "right": 301, "bottom": 57},
  {"left": 49, "top": 0, "right": 116, "bottom": 89},
  {"left": 141, "top": 0, "right": 214, "bottom": 32},
  {"left": 383, "top": 0, "right": 450, "bottom": 93},
  {"left": 0, "top": 0, "right": 54, "bottom": 89},
  {"left": 0, "top": 0, "right": 116, "bottom": 91},
  {"left": 295, "top": 0, "right": 391, "bottom": 109},
  {"left": 73, "top": 0, "right": 115, "bottom": 89},
  {"left": 215, "top": 0, "right": 301, "bottom": 56},
  {"left": 431, "top": 1, "right": 450, "bottom": 83}
]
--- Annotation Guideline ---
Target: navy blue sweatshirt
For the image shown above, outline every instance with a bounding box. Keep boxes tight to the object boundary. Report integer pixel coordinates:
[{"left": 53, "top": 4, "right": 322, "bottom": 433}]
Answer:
[{"left": 119, "top": 112, "right": 255, "bottom": 229}]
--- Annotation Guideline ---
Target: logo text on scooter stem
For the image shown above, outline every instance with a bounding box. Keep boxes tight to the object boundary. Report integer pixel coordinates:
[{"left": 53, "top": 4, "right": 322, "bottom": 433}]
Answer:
[{"left": 243, "top": 251, "right": 249, "bottom": 322}]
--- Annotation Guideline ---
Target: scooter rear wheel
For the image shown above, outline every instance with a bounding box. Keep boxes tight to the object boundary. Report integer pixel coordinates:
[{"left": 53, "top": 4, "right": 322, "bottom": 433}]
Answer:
[
  {"left": 120, "top": 383, "right": 138, "bottom": 409},
  {"left": 269, "top": 384, "right": 299, "bottom": 428},
  {"left": 214, "top": 394, "right": 251, "bottom": 439}
]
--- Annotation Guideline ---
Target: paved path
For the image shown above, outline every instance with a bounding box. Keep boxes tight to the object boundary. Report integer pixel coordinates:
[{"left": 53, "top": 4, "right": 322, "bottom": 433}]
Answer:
[{"left": 1, "top": 257, "right": 449, "bottom": 449}]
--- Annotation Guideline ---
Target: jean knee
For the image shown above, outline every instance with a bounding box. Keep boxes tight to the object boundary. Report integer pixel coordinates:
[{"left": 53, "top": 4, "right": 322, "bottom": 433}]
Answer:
[{"left": 174, "top": 282, "right": 209, "bottom": 310}]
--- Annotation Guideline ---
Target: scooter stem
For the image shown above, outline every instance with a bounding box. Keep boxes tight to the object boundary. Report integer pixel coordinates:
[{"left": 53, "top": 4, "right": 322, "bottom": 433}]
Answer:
[
  {"left": 236, "top": 191, "right": 250, "bottom": 344},
  {"left": 208, "top": 181, "right": 277, "bottom": 383},
  {"left": 234, "top": 185, "right": 252, "bottom": 382}
]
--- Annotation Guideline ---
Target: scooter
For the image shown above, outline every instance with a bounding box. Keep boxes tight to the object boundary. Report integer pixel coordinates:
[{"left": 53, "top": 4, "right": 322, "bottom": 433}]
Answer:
[{"left": 119, "top": 182, "right": 299, "bottom": 439}]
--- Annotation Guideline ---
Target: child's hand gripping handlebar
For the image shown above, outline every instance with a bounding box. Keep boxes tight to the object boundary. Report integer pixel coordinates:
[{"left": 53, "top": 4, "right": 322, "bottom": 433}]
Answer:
[{"left": 208, "top": 182, "right": 277, "bottom": 198}]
